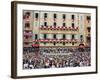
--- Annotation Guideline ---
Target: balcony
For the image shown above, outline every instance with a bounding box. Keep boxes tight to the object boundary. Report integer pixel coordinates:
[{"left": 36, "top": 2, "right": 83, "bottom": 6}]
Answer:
[
  {"left": 39, "top": 26, "right": 79, "bottom": 31},
  {"left": 24, "top": 32, "right": 32, "bottom": 36},
  {"left": 39, "top": 26, "right": 79, "bottom": 34},
  {"left": 33, "top": 39, "right": 79, "bottom": 43}
]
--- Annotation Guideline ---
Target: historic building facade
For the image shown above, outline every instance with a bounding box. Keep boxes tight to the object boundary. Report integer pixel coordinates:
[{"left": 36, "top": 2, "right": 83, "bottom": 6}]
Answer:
[{"left": 23, "top": 10, "right": 91, "bottom": 48}]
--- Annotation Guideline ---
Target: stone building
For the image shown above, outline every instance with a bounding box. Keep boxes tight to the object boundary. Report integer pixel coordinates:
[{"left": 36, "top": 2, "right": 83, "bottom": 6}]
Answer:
[{"left": 23, "top": 10, "right": 91, "bottom": 50}]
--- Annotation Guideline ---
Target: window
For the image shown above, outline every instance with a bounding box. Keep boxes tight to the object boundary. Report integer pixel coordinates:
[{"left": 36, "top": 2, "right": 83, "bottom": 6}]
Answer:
[
  {"left": 44, "top": 22, "right": 47, "bottom": 26},
  {"left": 25, "top": 22, "right": 30, "bottom": 28},
  {"left": 35, "top": 34, "right": 38, "bottom": 39},
  {"left": 63, "top": 14, "right": 66, "bottom": 19},
  {"left": 53, "top": 42, "right": 56, "bottom": 45},
  {"left": 63, "top": 42, "right": 65, "bottom": 45},
  {"left": 72, "top": 42, "right": 74, "bottom": 45},
  {"left": 53, "top": 34, "right": 56, "bottom": 39},
  {"left": 72, "top": 35, "right": 75, "bottom": 39},
  {"left": 24, "top": 12, "right": 30, "bottom": 19},
  {"left": 87, "top": 16, "right": 91, "bottom": 20},
  {"left": 63, "top": 34, "right": 66, "bottom": 39},
  {"left": 25, "top": 12, "right": 30, "bottom": 16},
  {"left": 86, "top": 36, "right": 90, "bottom": 42},
  {"left": 44, "top": 34, "right": 47, "bottom": 39},
  {"left": 72, "top": 23, "right": 74, "bottom": 28},
  {"left": 35, "top": 13, "right": 38, "bottom": 18},
  {"left": 80, "top": 35, "right": 83, "bottom": 38},
  {"left": 80, "top": 35, "right": 83, "bottom": 41},
  {"left": 44, "top": 13, "right": 47, "bottom": 18},
  {"left": 54, "top": 14, "right": 57, "bottom": 19},
  {"left": 87, "top": 27, "right": 90, "bottom": 32},
  {"left": 72, "top": 15, "right": 74, "bottom": 20},
  {"left": 53, "top": 22, "right": 56, "bottom": 26},
  {"left": 63, "top": 23, "right": 66, "bottom": 26}
]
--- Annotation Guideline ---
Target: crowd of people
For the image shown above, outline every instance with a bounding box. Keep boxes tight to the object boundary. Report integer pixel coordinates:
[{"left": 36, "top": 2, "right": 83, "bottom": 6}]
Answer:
[{"left": 23, "top": 47, "right": 91, "bottom": 69}]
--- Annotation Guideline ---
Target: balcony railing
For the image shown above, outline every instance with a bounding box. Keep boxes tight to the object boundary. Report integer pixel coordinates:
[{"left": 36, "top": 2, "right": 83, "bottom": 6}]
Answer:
[
  {"left": 39, "top": 26, "right": 79, "bottom": 31},
  {"left": 33, "top": 39, "right": 79, "bottom": 43}
]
